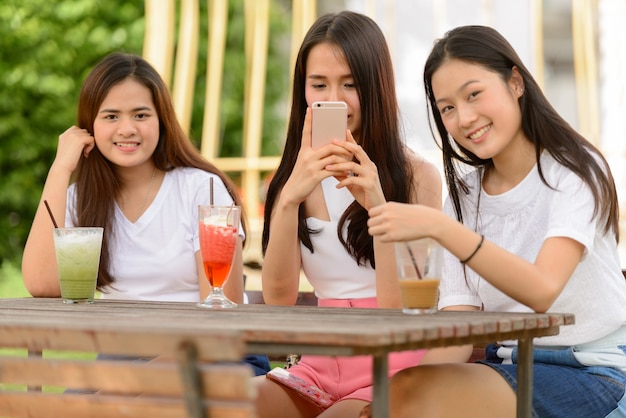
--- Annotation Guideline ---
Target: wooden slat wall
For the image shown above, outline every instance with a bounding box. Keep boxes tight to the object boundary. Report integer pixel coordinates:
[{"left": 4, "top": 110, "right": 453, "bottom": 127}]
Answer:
[
  {"left": 572, "top": 0, "right": 600, "bottom": 145},
  {"left": 172, "top": 0, "right": 200, "bottom": 132},
  {"left": 143, "top": 0, "right": 176, "bottom": 85},
  {"left": 143, "top": 0, "right": 317, "bottom": 263}
]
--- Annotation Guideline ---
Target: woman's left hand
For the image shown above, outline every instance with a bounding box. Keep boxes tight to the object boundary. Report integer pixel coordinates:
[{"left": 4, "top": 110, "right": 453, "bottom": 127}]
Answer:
[{"left": 326, "top": 131, "right": 386, "bottom": 211}]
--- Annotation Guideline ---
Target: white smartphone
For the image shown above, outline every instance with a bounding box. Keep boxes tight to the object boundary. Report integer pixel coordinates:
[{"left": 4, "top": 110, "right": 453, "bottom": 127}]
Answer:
[
  {"left": 266, "top": 367, "right": 334, "bottom": 408},
  {"left": 311, "top": 101, "right": 347, "bottom": 149}
]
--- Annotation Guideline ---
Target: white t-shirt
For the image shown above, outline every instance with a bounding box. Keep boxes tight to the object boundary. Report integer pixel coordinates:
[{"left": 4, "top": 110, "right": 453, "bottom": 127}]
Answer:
[
  {"left": 66, "top": 167, "right": 242, "bottom": 302},
  {"left": 439, "top": 152, "right": 626, "bottom": 347},
  {"left": 301, "top": 177, "right": 376, "bottom": 299}
]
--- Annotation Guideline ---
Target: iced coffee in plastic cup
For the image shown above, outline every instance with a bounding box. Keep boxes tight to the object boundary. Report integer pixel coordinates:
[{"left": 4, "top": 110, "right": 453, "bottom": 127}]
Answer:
[{"left": 395, "top": 238, "right": 442, "bottom": 314}]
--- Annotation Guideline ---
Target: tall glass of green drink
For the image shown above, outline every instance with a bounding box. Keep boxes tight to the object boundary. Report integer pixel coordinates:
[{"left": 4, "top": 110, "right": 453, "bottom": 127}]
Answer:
[{"left": 53, "top": 227, "right": 103, "bottom": 304}]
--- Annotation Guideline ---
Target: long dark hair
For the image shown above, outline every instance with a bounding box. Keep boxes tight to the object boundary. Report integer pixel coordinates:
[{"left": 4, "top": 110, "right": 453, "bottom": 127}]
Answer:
[
  {"left": 423, "top": 25, "right": 619, "bottom": 240},
  {"left": 262, "top": 11, "right": 414, "bottom": 267},
  {"left": 74, "top": 52, "right": 246, "bottom": 288}
]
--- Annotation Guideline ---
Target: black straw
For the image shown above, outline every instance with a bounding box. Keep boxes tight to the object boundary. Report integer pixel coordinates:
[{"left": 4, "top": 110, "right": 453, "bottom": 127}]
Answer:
[
  {"left": 406, "top": 244, "right": 423, "bottom": 279},
  {"left": 43, "top": 200, "right": 59, "bottom": 228}
]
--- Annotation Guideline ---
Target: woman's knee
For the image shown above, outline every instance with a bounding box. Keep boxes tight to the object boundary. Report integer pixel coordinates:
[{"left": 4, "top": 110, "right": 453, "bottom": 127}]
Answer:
[
  {"left": 391, "top": 366, "right": 424, "bottom": 397},
  {"left": 254, "top": 376, "right": 319, "bottom": 418}
]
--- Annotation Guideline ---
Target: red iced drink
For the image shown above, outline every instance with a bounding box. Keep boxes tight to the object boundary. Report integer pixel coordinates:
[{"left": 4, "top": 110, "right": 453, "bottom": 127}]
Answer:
[{"left": 199, "top": 223, "right": 237, "bottom": 287}]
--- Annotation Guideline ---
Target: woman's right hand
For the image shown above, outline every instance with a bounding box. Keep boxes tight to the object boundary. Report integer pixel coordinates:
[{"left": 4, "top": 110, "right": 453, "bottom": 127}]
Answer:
[
  {"left": 22, "top": 126, "right": 95, "bottom": 297},
  {"left": 280, "top": 108, "right": 352, "bottom": 205},
  {"left": 52, "top": 126, "right": 96, "bottom": 174}
]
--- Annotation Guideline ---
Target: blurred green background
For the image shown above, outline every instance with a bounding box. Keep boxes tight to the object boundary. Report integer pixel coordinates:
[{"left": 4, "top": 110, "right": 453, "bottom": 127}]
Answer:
[{"left": 0, "top": 0, "right": 290, "bottom": 296}]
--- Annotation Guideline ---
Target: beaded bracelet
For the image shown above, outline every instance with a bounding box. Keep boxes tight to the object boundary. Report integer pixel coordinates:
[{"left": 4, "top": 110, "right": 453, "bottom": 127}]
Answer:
[{"left": 460, "top": 234, "right": 484, "bottom": 264}]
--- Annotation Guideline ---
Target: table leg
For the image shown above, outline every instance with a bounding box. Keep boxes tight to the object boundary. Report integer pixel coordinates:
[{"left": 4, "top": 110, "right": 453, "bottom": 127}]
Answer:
[
  {"left": 516, "top": 338, "right": 534, "bottom": 418},
  {"left": 177, "top": 341, "right": 206, "bottom": 418},
  {"left": 372, "top": 353, "right": 389, "bottom": 418}
]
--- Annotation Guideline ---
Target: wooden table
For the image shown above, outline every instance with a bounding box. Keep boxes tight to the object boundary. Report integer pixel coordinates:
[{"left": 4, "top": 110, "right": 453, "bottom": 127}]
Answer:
[{"left": 0, "top": 298, "right": 574, "bottom": 418}]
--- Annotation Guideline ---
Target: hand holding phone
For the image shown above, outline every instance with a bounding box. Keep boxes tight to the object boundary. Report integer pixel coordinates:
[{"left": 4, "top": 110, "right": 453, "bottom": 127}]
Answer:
[{"left": 311, "top": 101, "right": 347, "bottom": 149}]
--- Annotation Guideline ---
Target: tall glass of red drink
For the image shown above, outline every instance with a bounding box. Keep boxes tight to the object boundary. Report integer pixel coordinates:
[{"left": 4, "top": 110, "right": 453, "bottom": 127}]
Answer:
[{"left": 197, "top": 205, "right": 241, "bottom": 308}]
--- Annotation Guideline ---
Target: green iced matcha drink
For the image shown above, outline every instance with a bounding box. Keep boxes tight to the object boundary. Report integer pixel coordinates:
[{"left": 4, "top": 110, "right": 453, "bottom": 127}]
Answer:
[{"left": 53, "top": 227, "right": 103, "bottom": 304}]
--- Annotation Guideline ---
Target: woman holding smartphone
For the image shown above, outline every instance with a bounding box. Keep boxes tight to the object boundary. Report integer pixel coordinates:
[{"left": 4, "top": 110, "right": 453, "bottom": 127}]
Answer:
[{"left": 257, "top": 11, "right": 442, "bottom": 418}]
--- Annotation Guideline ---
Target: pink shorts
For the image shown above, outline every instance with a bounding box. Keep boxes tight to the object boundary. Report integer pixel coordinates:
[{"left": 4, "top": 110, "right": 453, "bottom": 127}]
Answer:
[{"left": 287, "top": 297, "right": 426, "bottom": 406}]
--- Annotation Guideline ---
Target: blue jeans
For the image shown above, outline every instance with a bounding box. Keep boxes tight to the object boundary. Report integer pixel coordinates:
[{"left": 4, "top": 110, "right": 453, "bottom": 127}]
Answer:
[
  {"left": 243, "top": 354, "right": 270, "bottom": 376},
  {"left": 481, "top": 344, "right": 626, "bottom": 418}
]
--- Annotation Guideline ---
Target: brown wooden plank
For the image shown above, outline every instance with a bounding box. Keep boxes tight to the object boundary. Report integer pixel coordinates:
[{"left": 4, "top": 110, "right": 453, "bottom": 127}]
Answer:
[
  {"left": 0, "top": 326, "right": 244, "bottom": 361},
  {"left": 0, "top": 358, "right": 253, "bottom": 399},
  {"left": 0, "top": 298, "right": 575, "bottom": 351},
  {"left": 0, "top": 393, "right": 254, "bottom": 418}
]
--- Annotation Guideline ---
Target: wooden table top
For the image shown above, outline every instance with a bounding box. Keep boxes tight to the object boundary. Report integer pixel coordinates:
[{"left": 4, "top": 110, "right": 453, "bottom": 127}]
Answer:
[{"left": 0, "top": 298, "right": 574, "bottom": 356}]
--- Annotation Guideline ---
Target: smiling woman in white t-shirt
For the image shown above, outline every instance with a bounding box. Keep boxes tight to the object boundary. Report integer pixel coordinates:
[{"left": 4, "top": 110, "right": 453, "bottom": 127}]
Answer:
[
  {"left": 21, "top": 52, "right": 269, "bottom": 376},
  {"left": 365, "top": 25, "right": 626, "bottom": 418}
]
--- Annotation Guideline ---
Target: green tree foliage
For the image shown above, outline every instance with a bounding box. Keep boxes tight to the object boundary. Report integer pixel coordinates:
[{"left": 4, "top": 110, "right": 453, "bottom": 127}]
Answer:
[
  {"left": 0, "top": 0, "right": 290, "bottom": 268},
  {"left": 0, "top": 0, "right": 145, "bottom": 266}
]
